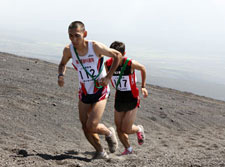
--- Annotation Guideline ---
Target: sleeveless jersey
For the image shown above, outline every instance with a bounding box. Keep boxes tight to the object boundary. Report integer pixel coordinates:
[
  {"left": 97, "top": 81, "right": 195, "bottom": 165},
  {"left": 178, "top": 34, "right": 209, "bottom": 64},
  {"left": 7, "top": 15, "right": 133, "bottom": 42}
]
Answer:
[
  {"left": 105, "top": 57, "right": 139, "bottom": 98},
  {"left": 70, "top": 41, "right": 110, "bottom": 95}
]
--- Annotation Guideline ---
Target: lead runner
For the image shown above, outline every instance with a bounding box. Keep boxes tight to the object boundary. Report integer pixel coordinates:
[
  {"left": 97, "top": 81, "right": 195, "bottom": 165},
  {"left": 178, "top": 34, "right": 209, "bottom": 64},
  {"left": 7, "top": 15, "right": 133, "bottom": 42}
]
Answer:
[{"left": 58, "top": 21, "right": 121, "bottom": 159}]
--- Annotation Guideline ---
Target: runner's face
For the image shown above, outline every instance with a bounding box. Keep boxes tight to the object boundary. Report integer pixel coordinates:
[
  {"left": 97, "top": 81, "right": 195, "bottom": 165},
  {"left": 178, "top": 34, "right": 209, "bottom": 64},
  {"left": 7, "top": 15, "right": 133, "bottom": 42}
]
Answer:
[{"left": 68, "top": 27, "right": 85, "bottom": 46}]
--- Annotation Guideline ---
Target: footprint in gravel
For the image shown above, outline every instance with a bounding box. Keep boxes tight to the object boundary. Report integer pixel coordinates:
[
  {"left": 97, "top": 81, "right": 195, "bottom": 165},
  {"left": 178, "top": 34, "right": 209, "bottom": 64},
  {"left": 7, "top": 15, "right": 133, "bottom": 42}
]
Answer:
[
  {"left": 187, "top": 110, "right": 196, "bottom": 115},
  {"left": 189, "top": 137, "right": 197, "bottom": 141},
  {"left": 159, "top": 112, "right": 167, "bottom": 119},
  {"left": 110, "top": 154, "right": 127, "bottom": 161},
  {"left": 178, "top": 146, "right": 184, "bottom": 150},
  {"left": 178, "top": 112, "right": 184, "bottom": 115},
  {"left": 210, "top": 143, "right": 219, "bottom": 149},
  {"left": 56, "top": 160, "right": 69, "bottom": 166},
  {"left": 149, "top": 116, "right": 157, "bottom": 121},
  {"left": 64, "top": 150, "right": 79, "bottom": 155},
  {"left": 192, "top": 144, "right": 206, "bottom": 148},
  {"left": 161, "top": 140, "right": 169, "bottom": 147},
  {"left": 190, "top": 163, "right": 202, "bottom": 167}
]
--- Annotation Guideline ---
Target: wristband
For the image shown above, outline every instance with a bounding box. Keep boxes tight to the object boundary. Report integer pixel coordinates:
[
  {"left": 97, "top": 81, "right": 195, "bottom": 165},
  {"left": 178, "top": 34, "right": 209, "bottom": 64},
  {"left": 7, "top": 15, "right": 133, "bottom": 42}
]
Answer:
[{"left": 142, "top": 86, "right": 146, "bottom": 88}]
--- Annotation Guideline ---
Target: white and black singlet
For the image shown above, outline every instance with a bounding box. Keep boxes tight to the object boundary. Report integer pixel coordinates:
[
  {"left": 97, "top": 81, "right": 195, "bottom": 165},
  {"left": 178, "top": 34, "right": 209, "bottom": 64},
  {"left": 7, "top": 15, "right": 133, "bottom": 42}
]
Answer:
[{"left": 70, "top": 41, "right": 110, "bottom": 104}]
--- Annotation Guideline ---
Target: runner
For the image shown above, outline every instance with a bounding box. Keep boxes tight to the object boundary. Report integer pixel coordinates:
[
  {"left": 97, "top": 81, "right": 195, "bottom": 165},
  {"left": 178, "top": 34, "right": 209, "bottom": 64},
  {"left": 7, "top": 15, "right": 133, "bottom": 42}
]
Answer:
[
  {"left": 58, "top": 21, "right": 121, "bottom": 159},
  {"left": 105, "top": 41, "right": 148, "bottom": 155}
]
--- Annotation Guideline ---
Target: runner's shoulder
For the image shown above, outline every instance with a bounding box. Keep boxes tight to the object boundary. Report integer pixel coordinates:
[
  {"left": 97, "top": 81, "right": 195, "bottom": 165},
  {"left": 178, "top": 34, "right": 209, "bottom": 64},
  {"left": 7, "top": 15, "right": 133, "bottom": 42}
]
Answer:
[
  {"left": 91, "top": 40, "right": 108, "bottom": 50},
  {"left": 63, "top": 45, "right": 72, "bottom": 58},
  {"left": 91, "top": 40, "right": 107, "bottom": 57},
  {"left": 105, "top": 58, "right": 113, "bottom": 66},
  {"left": 122, "top": 57, "right": 132, "bottom": 66},
  {"left": 63, "top": 44, "right": 70, "bottom": 51}
]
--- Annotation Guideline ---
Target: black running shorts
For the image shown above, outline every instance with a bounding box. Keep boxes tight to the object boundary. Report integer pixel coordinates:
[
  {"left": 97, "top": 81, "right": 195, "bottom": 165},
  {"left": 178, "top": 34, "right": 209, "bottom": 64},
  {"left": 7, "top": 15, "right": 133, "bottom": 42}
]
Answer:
[
  {"left": 80, "top": 87, "right": 109, "bottom": 104},
  {"left": 114, "top": 91, "right": 139, "bottom": 112}
]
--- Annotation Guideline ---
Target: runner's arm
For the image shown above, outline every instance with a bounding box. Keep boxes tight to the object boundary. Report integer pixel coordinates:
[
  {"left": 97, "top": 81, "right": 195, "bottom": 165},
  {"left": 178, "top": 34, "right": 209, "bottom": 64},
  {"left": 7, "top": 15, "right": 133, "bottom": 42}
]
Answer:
[
  {"left": 58, "top": 46, "right": 72, "bottom": 87},
  {"left": 93, "top": 41, "right": 122, "bottom": 85},
  {"left": 131, "top": 60, "right": 148, "bottom": 97}
]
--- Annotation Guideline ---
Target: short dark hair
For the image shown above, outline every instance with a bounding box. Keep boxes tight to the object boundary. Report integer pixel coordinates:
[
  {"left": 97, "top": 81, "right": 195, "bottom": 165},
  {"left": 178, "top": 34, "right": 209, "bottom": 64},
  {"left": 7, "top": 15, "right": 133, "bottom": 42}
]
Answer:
[
  {"left": 68, "top": 21, "right": 85, "bottom": 31},
  {"left": 110, "top": 41, "right": 125, "bottom": 55}
]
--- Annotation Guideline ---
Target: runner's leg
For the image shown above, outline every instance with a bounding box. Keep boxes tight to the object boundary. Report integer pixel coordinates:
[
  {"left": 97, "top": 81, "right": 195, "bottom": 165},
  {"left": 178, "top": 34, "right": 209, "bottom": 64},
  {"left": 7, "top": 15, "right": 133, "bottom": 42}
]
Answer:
[
  {"left": 121, "top": 108, "right": 139, "bottom": 134},
  {"left": 114, "top": 110, "right": 130, "bottom": 149},
  {"left": 88, "top": 99, "right": 118, "bottom": 153},
  {"left": 79, "top": 100, "right": 103, "bottom": 152},
  {"left": 86, "top": 99, "right": 111, "bottom": 135}
]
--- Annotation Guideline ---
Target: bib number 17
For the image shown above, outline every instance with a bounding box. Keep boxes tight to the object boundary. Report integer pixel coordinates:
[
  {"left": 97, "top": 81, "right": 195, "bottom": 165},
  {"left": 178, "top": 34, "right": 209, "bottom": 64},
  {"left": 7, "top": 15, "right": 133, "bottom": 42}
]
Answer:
[{"left": 114, "top": 79, "right": 127, "bottom": 88}]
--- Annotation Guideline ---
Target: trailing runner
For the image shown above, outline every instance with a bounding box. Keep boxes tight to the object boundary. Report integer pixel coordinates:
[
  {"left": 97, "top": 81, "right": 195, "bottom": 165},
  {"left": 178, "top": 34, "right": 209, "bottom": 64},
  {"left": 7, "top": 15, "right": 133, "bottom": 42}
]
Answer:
[{"left": 105, "top": 41, "right": 148, "bottom": 155}]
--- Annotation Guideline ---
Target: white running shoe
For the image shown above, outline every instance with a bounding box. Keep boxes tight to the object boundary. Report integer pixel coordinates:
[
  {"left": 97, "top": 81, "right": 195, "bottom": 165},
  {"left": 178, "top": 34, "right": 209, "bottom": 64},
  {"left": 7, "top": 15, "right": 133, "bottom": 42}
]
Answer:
[
  {"left": 105, "top": 127, "right": 118, "bottom": 153},
  {"left": 92, "top": 151, "right": 109, "bottom": 159}
]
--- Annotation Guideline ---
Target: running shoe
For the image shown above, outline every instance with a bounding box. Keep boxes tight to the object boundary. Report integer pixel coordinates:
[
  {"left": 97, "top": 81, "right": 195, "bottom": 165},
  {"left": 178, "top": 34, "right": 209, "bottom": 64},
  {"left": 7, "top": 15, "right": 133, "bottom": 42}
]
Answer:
[
  {"left": 137, "top": 125, "right": 145, "bottom": 145},
  {"left": 105, "top": 127, "right": 118, "bottom": 153},
  {"left": 92, "top": 151, "right": 109, "bottom": 159},
  {"left": 121, "top": 148, "right": 133, "bottom": 155}
]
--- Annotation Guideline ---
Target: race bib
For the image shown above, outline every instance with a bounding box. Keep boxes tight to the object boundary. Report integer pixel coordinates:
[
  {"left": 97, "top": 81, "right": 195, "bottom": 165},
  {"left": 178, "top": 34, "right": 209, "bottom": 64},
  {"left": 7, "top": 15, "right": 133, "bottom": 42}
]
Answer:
[
  {"left": 78, "top": 66, "right": 97, "bottom": 83},
  {"left": 112, "top": 76, "right": 131, "bottom": 91}
]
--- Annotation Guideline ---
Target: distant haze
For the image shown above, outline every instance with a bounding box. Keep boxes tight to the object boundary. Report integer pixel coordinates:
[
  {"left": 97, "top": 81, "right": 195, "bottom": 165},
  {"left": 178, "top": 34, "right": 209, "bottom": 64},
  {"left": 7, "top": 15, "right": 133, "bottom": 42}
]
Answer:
[{"left": 0, "top": 0, "right": 225, "bottom": 101}]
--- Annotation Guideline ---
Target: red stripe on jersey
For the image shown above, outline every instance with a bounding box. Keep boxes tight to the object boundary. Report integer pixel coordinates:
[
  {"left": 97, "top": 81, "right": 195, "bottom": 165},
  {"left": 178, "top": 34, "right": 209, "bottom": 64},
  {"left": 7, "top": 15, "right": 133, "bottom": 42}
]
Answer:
[
  {"left": 123, "top": 57, "right": 132, "bottom": 66},
  {"left": 127, "top": 59, "right": 132, "bottom": 66},
  {"left": 123, "top": 57, "right": 132, "bottom": 65},
  {"left": 72, "top": 63, "right": 78, "bottom": 71},
  {"left": 105, "top": 58, "right": 113, "bottom": 69},
  {"left": 80, "top": 82, "right": 87, "bottom": 95},
  {"left": 136, "top": 96, "right": 140, "bottom": 107},
  {"left": 99, "top": 94, "right": 106, "bottom": 101},
  {"left": 99, "top": 86, "right": 108, "bottom": 100},
  {"left": 129, "top": 72, "right": 139, "bottom": 98},
  {"left": 123, "top": 57, "right": 128, "bottom": 65},
  {"left": 93, "top": 81, "right": 100, "bottom": 93},
  {"left": 97, "top": 58, "right": 101, "bottom": 71}
]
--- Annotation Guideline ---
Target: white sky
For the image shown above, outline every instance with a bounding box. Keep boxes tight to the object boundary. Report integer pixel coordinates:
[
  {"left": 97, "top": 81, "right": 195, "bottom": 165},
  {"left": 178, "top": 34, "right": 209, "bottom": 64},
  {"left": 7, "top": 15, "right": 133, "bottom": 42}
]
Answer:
[
  {"left": 1, "top": 0, "right": 225, "bottom": 54},
  {"left": 0, "top": 0, "right": 225, "bottom": 100},
  {"left": 1, "top": 0, "right": 225, "bottom": 72},
  {"left": 1, "top": 0, "right": 225, "bottom": 34},
  {"left": 1, "top": 0, "right": 225, "bottom": 56}
]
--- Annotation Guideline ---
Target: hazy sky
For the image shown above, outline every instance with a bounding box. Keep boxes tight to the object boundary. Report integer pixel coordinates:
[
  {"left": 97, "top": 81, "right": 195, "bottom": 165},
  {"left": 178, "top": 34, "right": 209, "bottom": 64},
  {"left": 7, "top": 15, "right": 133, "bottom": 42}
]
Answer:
[
  {"left": 1, "top": 0, "right": 225, "bottom": 100},
  {"left": 1, "top": 0, "right": 225, "bottom": 74},
  {"left": 1, "top": 0, "right": 225, "bottom": 35},
  {"left": 1, "top": 0, "right": 225, "bottom": 53},
  {"left": 1, "top": 0, "right": 225, "bottom": 59}
]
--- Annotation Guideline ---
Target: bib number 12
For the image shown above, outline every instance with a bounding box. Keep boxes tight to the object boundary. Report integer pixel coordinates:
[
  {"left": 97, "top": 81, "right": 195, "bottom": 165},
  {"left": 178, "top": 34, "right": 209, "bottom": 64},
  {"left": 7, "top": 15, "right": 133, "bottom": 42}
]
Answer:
[{"left": 79, "top": 69, "right": 96, "bottom": 80}]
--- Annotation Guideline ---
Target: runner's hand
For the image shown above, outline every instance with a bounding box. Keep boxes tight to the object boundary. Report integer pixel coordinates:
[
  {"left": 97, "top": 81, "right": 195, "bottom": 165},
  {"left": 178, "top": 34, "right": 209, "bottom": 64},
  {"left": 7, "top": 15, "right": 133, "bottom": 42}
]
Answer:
[
  {"left": 141, "top": 88, "right": 148, "bottom": 98},
  {"left": 58, "top": 76, "right": 64, "bottom": 87},
  {"left": 99, "top": 77, "right": 110, "bottom": 87}
]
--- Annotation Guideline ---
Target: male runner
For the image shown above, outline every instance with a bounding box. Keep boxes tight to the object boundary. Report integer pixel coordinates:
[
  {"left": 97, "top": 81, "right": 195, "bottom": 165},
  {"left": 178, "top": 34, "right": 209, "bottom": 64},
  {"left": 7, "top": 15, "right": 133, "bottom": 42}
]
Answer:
[
  {"left": 105, "top": 41, "right": 148, "bottom": 155},
  {"left": 58, "top": 21, "right": 121, "bottom": 159}
]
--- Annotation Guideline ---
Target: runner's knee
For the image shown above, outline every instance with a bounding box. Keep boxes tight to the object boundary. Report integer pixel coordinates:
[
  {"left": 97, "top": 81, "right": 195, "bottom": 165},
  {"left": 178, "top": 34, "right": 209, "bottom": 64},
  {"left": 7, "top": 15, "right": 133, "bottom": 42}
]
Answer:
[
  {"left": 81, "top": 123, "right": 88, "bottom": 132},
  {"left": 116, "top": 126, "right": 122, "bottom": 133},
  {"left": 86, "top": 122, "right": 97, "bottom": 132},
  {"left": 121, "top": 126, "right": 132, "bottom": 134}
]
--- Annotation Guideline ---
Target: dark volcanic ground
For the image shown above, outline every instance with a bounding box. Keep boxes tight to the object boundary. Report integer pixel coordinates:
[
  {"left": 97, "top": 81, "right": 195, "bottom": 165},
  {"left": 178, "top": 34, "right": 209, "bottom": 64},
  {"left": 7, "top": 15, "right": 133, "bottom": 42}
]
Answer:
[{"left": 1, "top": 52, "right": 225, "bottom": 167}]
